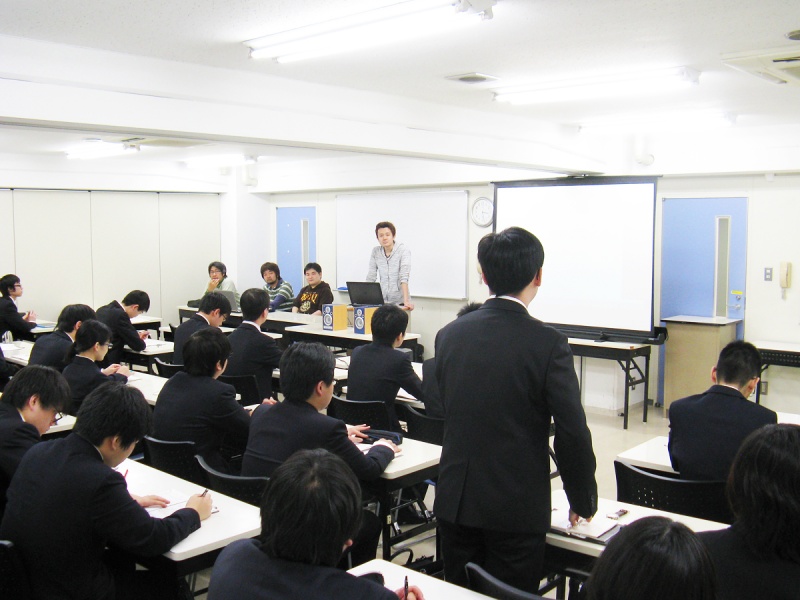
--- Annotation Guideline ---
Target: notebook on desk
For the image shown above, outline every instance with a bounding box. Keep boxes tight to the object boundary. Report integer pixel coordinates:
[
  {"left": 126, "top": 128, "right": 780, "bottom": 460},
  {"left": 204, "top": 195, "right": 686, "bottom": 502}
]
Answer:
[{"left": 550, "top": 510, "right": 621, "bottom": 545}]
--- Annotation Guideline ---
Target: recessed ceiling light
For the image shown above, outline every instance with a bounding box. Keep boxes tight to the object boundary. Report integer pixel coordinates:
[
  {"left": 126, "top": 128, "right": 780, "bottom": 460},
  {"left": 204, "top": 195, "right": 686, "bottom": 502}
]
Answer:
[{"left": 445, "top": 72, "right": 498, "bottom": 84}]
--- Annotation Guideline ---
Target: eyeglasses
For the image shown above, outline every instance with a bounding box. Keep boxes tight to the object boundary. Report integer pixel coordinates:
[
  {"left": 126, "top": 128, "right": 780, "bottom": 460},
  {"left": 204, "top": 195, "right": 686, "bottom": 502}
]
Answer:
[
  {"left": 13, "top": 284, "right": 22, "bottom": 288},
  {"left": 209, "top": 269, "right": 223, "bottom": 275},
  {"left": 53, "top": 412, "right": 64, "bottom": 424}
]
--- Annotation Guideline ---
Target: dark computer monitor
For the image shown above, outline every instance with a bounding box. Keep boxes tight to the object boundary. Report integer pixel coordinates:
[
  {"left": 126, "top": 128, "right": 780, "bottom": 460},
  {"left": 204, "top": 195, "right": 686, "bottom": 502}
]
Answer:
[{"left": 346, "top": 282, "right": 384, "bottom": 306}]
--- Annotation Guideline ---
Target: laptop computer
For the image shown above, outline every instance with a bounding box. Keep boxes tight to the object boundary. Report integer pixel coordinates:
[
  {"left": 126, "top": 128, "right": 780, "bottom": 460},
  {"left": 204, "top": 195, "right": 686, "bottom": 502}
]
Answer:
[
  {"left": 346, "top": 281, "right": 384, "bottom": 306},
  {"left": 216, "top": 289, "right": 239, "bottom": 312}
]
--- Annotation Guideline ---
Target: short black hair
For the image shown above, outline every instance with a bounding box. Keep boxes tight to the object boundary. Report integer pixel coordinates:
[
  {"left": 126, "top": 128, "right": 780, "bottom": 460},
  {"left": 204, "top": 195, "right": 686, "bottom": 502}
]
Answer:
[
  {"left": 0, "top": 365, "right": 70, "bottom": 412},
  {"left": 240, "top": 288, "right": 270, "bottom": 321},
  {"left": 122, "top": 290, "right": 151, "bottom": 313},
  {"left": 727, "top": 424, "right": 800, "bottom": 563},
  {"left": 477, "top": 227, "right": 544, "bottom": 296},
  {"left": 56, "top": 304, "right": 96, "bottom": 333},
  {"left": 183, "top": 327, "right": 231, "bottom": 377},
  {"left": 73, "top": 319, "right": 112, "bottom": 354},
  {"left": 74, "top": 382, "right": 152, "bottom": 448},
  {"left": 370, "top": 304, "right": 408, "bottom": 345},
  {"left": 715, "top": 340, "right": 761, "bottom": 388},
  {"left": 304, "top": 262, "right": 322, "bottom": 275},
  {"left": 456, "top": 302, "right": 483, "bottom": 318},
  {"left": 198, "top": 291, "right": 232, "bottom": 317},
  {"left": 375, "top": 221, "right": 396, "bottom": 237},
  {"left": 586, "top": 516, "right": 716, "bottom": 600},
  {"left": 208, "top": 261, "right": 227, "bottom": 277},
  {"left": 279, "top": 342, "right": 334, "bottom": 404},
  {"left": 260, "top": 449, "right": 362, "bottom": 567},
  {"left": 0, "top": 274, "right": 20, "bottom": 297},
  {"left": 260, "top": 262, "right": 280, "bottom": 279}
]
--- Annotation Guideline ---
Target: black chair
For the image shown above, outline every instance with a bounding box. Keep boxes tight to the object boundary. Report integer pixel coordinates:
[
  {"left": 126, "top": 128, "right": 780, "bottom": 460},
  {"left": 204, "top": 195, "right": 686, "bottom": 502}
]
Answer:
[
  {"left": 403, "top": 405, "right": 443, "bottom": 446},
  {"left": 219, "top": 374, "right": 262, "bottom": 406},
  {"left": 0, "top": 540, "right": 31, "bottom": 600},
  {"left": 144, "top": 436, "right": 209, "bottom": 487},
  {"left": 154, "top": 357, "right": 183, "bottom": 378},
  {"left": 195, "top": 456, "right": 268, "bottom": 506},
  {"left": 614, "top": 460, "right": 733, "bottom": 523},
  {"left": 330, "top": 396, "right": 393, "bottom": 431},
  {"left": 465, "top": 562, "right": 547, "bottom": 600}
]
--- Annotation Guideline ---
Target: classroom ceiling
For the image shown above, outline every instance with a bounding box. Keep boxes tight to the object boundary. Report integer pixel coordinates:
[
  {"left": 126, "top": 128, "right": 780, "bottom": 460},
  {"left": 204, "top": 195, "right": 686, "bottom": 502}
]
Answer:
[{"left": 0, "top": 0, "right": 799, "bottom": 160}]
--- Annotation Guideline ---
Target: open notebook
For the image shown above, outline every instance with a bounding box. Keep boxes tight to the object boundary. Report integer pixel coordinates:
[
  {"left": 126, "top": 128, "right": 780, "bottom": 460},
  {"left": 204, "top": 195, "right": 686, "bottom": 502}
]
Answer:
[{"left": 550, "top": 508, "right": 621, "bottom": 545}]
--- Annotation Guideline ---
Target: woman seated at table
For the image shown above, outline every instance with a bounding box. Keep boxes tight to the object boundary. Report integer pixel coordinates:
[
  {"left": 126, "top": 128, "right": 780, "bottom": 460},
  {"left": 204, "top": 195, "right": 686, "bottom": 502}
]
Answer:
[
  {"left": 584, "top": 516, "right": 716, "bottom": 600},
  {"left": 62, "top": 320, "right": 129, "bottom": 413},
  {"left": 698, "top": 424, "right": 800, "bottom": 600},
  {"left": 205, "top": 261, "right": 239, "bottom": 309}
]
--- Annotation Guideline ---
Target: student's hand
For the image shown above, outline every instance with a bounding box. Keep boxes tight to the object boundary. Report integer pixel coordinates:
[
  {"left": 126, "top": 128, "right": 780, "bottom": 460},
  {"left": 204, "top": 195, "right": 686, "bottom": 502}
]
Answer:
[
  {"left": 403, "top": 302, "right": 414, "bottom": 311},
  {"left": 138, "top": 330, "right": 149, "bottom": 340},
  {"left": 24, "top": 310, "right": 37, "bottom": 322},
  {"left": 116, "top": 365, "right": 131, "bottom": 377},
  {"left": 132, "top": 494, "right": 169, "bottom": 508},
  {"left": 102, "top": 364, "right": 122, "bottom": 376},
  {"left": 395, "top": 585, "right": 424, "bottom": 600},
  {"left": 186, "top": 493, "right": 213, "bottom": 521},
  {"left": 347, "top": 424, "right": 370, "bottom": 444},
  {"left": 207, "top": 279, "right": 220, "bottom": 292},
  {"left": 374, "top": 439, "right": 400, "bottom": 454},
  {"left": 569, "top": 509, "right": 592, "bottom": 527},
  {"left": 262, "top": 397, "right": 278, "bottom": 405}
]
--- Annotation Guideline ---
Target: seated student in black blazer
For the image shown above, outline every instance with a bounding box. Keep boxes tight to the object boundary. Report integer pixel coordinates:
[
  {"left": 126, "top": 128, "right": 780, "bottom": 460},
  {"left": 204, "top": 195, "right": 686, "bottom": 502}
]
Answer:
[
  {"left": 1, "top": 382, "right": 213, "bottom": 600},
  {"left": 153, "top": 327, "right": 250, "bottom": 473},
  {"left": 62, "top": 320, "right": 130, "bottom": 413},
  {"left": 209, "top": 449, "right": 422, "bottom": 600},
  {"left": 172, "top": 291, "right": 231, "bottom": 364},
  {"left": 0, "top": 365, "right": 71, "bottom": 518},
  {"left": 0, "top": 274, "right": 37, "bottom": 341},
  {"left": 225, "top": 288, "right": 283, "bottom": 401},
  {"left": 347, "top": 304, "right": 423, "bottom": 431},
  {"left": 698, "top": 424, "right": 800, "bottom": 600},
  {"left": 96, "top": 290, "right": 150, "bottom": 366},
  {"left": 0, "top": 346, "right": 11, "bottom": 391},
  {"left": 29, "top": 303, "right": 96, "bottom": 371}
]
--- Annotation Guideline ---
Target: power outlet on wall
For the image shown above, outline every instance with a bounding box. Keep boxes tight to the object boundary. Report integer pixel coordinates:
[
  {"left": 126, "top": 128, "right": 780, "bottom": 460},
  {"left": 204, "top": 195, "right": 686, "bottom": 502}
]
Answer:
[
  {"left": 765, "top": 267, "right": 773, "bottom": 281},
  {"left": 759, "top": 381, "right": 769, "bottom": 396}
]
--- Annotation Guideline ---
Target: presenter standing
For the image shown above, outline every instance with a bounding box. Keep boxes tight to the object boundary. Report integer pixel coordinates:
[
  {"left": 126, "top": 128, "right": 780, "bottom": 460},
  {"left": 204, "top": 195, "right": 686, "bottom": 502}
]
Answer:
[{"left": 366, "top": 221, "right": 413, "bottom": 310}]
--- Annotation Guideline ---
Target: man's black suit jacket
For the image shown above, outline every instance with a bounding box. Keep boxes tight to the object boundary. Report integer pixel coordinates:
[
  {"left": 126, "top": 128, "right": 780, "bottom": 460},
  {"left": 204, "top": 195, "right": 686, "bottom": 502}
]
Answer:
[
  {"left": 62, "top": 356, "right": 127, "bottom": 413},
  {"left": 96, "top": 300, "right": 146, "bottom": 366},
  {"left": 225, "top": 323, "right": 282, "bottom": 400},
  {"left": 29, "top": 329, "right": 73, "bottom": 371},
  {"left": 241, "top": 400, "right": 393, "bottom": 479},
  {"left": 668, "top": 384, "right": 777, "bottom": 480},
  {"left": 434, "top": 298, "right": 597, "bottom": 534},
  {"left": 0, "top": 296, "right": 35, "bottom": 341},
  {"left": 208, "top": 539, "right": 397, "bottom": 600},
  {"left": 0, "top": 347, "right": 11, "bottom": 391},
  {"left": 421, "top": 357, "right": 444, "bottom": 419},
  {"left": 152, "top": 371, "right": 250, "bottom": 472},
  {"left": 0, "top": 403, "right": 40, "bottom": 518},
  {"left": 347, "top": 342, "right": 424, "bottom": 431},
  {"left": 0, "top": 434, "right": 200, "bottom": 600},
  {"left": 172, "top": 314, "right": 210, "bottom": 364}
]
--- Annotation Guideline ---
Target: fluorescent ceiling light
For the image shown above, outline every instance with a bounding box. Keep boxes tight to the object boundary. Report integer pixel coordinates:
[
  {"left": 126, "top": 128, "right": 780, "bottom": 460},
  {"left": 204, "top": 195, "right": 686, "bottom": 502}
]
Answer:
[
  {"left": 182, "top": 154, "right": 255, "bottom": 168},
  {"left": 493, "top": 67, "right": 700, "bottom": 105},
  {"left": 579, "top": 111, "right": 737, "bottom": 134},
  {"left": 65, "top": 140, "right": 140, "bottom": 160},
  {"left": 245, "top": 0, "right": 491, "bottom": 63}
]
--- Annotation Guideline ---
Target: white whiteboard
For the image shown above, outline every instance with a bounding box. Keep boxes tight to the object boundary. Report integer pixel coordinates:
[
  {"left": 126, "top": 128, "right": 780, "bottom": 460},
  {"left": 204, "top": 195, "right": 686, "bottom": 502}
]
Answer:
[
  {"left": 495, "top": 179, "right": 656, "bottom": 335},
  {"left": 335, "top": 191, "right": 468, "bottom": 300}
]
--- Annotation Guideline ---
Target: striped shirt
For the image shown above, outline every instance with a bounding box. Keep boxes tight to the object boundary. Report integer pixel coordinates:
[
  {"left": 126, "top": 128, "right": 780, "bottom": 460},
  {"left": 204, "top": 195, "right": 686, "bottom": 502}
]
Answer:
[
  {"left": 366, "top": 242, "right": 411, "bottom": 304},
  {"left": 263, "top": 278, "right": 294, "bottom": 310}
]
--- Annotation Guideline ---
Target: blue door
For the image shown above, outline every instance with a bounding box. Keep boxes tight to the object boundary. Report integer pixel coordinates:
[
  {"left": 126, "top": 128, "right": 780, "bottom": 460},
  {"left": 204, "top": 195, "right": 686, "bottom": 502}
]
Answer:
[{"left": 276, "top": 207, "right": 317, "bottom": 293}]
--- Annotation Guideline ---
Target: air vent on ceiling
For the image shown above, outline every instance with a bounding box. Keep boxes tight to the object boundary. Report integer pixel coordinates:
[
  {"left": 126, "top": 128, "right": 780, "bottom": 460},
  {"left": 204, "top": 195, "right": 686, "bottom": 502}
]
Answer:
[
  {"left": 723, "top": 47, "right": 800, "bottom": 85},
  {"left": 120, "top": 137, "right": 204, "bottom": 148},
  {"left": 445, "top": 72, "right": 498, "bottom": 84}
]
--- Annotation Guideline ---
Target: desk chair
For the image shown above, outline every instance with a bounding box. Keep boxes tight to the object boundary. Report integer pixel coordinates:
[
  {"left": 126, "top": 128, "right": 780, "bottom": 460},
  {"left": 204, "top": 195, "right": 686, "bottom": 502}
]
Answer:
[
  {"left": 143, "top": 436, "right": 209, "bottom": 487},
  {"left": 218, "top": 374, "right": 261, "bottom": 405},
  {"left": 403, "top": 406, "right": 443, "bottom": 446},
  {"left": 153, "top": 357, "right": 183, "bottom": 378},
  {"left": 195, "top": 456, "right": 268, "bottom": 506},
  {"left": 465, "top": 562, "right": 547, "bottom": 600},
  {"left": 614, "top": 460, "right": 733, "bottom": 524},
  {"left": 0, "top": 540, "right": 30, "bottom": 600},
  {"left": 329, "top": 396, "right": 393, "bottom": 431}
]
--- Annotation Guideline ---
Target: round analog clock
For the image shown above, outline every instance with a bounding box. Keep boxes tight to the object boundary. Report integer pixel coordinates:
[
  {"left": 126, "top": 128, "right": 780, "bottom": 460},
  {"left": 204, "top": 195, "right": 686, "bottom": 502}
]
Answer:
[{"left": 471, "top": 196, "right": 494, "bottom": 227}]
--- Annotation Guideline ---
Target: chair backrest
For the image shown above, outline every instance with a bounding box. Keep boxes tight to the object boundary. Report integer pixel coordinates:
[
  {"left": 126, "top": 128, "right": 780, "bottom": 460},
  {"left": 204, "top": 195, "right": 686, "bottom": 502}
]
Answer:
[
  {"left": 403, "top": 405, "right": 444, "bottom": 446},
  {"left": 144, "top": 436, "right": 209, "bottom": 487},
  {"left": 195, "top": 455, "right": 268, "bottom": 506},
  {"left": 0, "top": 540, "right": 31, "bottom": 600},
  {"left": 218, "top": 374, "right": 261, "bottom": 406},
  {"left": 614, "top": 460, "right": 733, "bottom": 524},
  {"left": 465, "top": 562, "right": 546, "bottom": 600},
  {"left": 154, "top": 357, "right": 184, "bottom": 379},
  {"left": 330, "top": 396, "right": 392, "bottom": 430}
]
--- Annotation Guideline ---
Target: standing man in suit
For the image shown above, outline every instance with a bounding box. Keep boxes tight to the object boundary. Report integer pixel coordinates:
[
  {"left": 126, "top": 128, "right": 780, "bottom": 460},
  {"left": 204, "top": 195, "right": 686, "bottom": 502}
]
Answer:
[
  {"left": 0, "top": 365, "right": 71, "bottom": 518},
  {"left": 172, "top": 291, "right": 231, "bottom": 364},
  {"left": 29, "top": 303, "right": 96, "bottom": 371},
  {"left": 0, "top": 274, "right": 37, "bottom": 341},
  {"left": 347, "top": 304, "right": 423, "bottom": 431},
  {"left": 225, "top": 288, "right": 283, "bottom": 402},
  {"left": 96, "top": 290, "right": 150, "bottom": 366},
  {"left": 434, "top": 227, "right": 597, "bottom": 592},
  {"left": 668, "top": 340, "right": 777, "bottom": 481},
  {"left": 1, "top": 382, "right": 212, "bottom": 600}
]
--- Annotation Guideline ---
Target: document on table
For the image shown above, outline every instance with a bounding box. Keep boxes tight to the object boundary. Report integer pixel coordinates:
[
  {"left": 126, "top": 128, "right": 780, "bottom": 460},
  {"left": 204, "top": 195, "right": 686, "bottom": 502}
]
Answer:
[
  {"left": 550, "top": 509, "right": 620, "bottom": 544},
  {"left": 144, "top": 338, "right": 168, "bottom": 348},
  {"left": 139, "top": 489, "right": 219, "bottom": 518}
]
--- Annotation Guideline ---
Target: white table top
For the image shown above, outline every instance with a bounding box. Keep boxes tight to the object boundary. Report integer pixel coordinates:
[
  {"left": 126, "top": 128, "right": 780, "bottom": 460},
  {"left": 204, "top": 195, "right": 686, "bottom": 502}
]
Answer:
[
  {"left": 547, "top": 489, "right": 726, "bottom": 557},
  {"left": 178, "top": 306, "right": 321, "bottom": 326},
  {"left": 376, "top": 438, "right": 440, "bottom": 480},
  {"left": 0, "top": 340, "right": 33, "bottom": 366},
  {"left": 30, "top": 319, "right": 57, "bottom": 334},
  {"left": 44, "top": 414, "right": 77, "bottom": 435},
  {"left": 131, "top": 315, "right": 162, "bottom": 326},
  {"left": 751, "top": 340, "right": 800, "bottom": 353},
  {"left": 661, "top": 315, "right": 741, "bottom": 325},
  {"left": 119, "top": 458, "right": 261, "bottom": 562},
  {"left": 127, "top": 340, "right": 174, "bottom": 355},
  {"left": 285, "top": 323, "right": 421, "bottom": 343},
  {"left": 616, "top": 435, "right": 674, "bottom": 473},
  {"left": 127, "top": 372, "right": 169, "bottom": 405},
  {"left": 567, "top": 337, "right": 650, "bottom": 351},
  {"left": 350, "top": 559, "right": 491, "bottom": 599}
]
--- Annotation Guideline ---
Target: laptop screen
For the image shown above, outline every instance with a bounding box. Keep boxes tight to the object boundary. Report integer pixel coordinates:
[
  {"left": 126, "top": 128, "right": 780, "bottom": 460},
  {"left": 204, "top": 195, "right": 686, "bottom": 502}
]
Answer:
[{"left": 346, "top": 282, "right": 384, "bottom": 306}]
